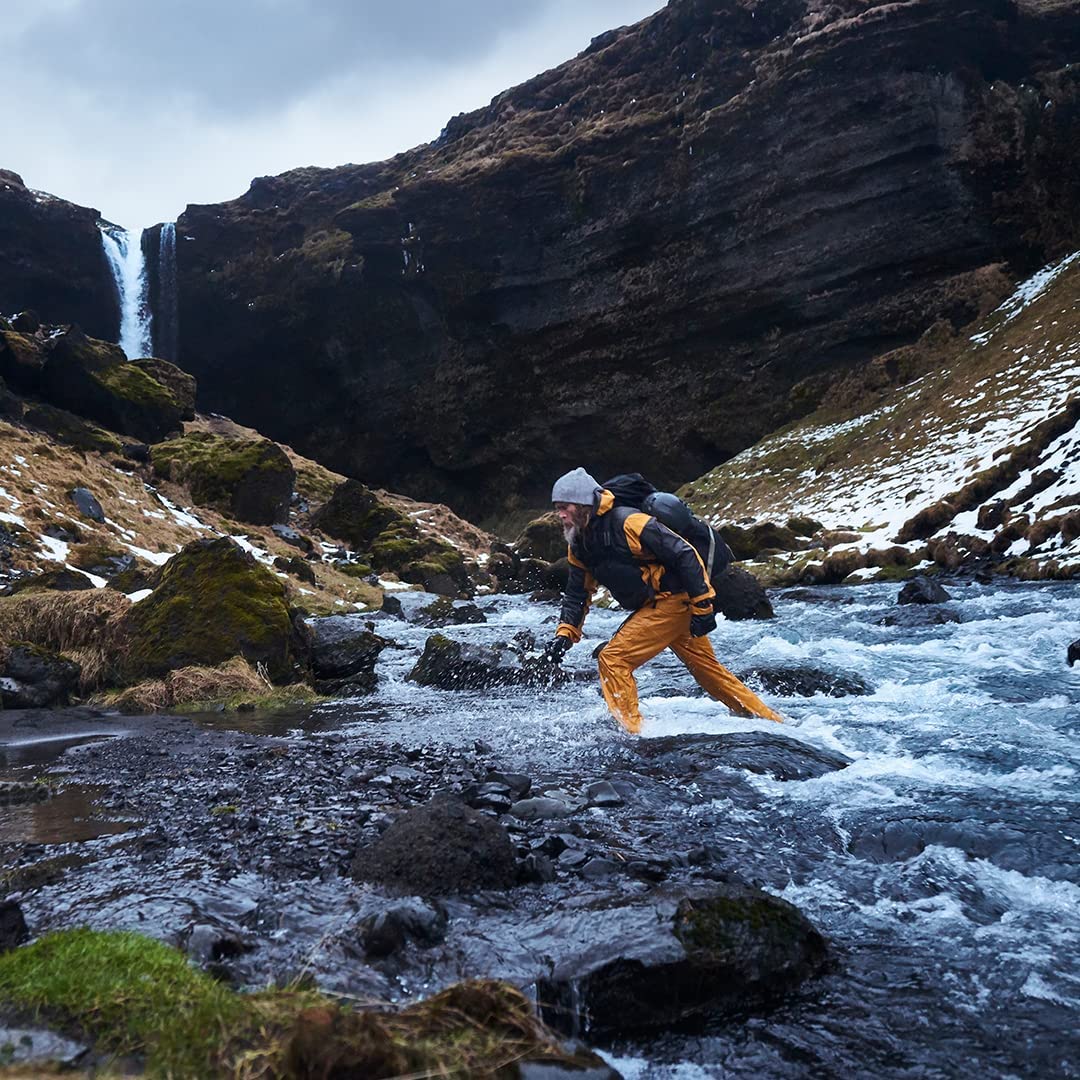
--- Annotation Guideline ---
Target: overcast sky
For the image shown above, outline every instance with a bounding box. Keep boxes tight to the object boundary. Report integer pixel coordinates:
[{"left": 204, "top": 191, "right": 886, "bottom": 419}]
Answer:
[{"left": 2, "top": 0, "right": 664, "bottom": 230}]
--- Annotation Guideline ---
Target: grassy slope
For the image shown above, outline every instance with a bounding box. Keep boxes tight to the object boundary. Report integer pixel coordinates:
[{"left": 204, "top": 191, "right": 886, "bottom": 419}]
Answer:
[{"left": 682, "top": 252, "right": 1080, "bottom": 574}]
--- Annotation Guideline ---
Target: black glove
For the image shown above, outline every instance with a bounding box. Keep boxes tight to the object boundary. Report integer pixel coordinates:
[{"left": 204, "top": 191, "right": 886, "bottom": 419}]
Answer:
[
  {"left": 689, "top": 611, "right": 717, "bottom": 637},
  {"left": 544, "top": 636, "right": 572, "bottom": 664}
]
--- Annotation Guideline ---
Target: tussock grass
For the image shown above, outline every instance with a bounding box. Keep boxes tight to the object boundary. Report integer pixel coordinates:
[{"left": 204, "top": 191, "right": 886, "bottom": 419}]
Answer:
[
  {"left": 100, "top": 656, "right": 288, "bottom": 713},
  {"left": 0, "top": 929, "right": 595, "bottom": 1079}
]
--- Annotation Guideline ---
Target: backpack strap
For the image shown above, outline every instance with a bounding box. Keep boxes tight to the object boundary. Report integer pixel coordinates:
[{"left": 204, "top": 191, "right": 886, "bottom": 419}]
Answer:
[{"left": 706, "top": 526, "right": 716, "bottom": 579}]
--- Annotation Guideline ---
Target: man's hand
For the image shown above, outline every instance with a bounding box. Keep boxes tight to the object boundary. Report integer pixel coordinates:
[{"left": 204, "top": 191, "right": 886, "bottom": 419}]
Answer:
[
  {"left": 689, "top": 611, "right": 717, "bottom": 637},
  {"left": 543, "top": 636, "right": 572, "bottom": 664}
]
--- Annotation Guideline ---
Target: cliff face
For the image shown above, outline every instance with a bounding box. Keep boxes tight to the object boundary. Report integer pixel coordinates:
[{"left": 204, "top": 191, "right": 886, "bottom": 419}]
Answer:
[
  {"left": 0, "top": 171, "right": 118, "bottom": 342},
  {"left": 175, "top": 0, "right": 1080, "bottom": 523}
]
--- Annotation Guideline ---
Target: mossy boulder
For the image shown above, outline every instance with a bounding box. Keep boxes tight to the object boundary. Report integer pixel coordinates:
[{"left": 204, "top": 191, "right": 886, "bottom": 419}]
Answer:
[
  {"left": 21, "top": 402, "right": 124, "bottom": 455},
  {"left": 0, "top": 329, "right": 46, "bottom": 394},
  {"left": 514, "top": 512, "right": 566, "bottom": 562},
  {"left": 719, "top": 521, "right": 805, "bottom": 560},
  {"left": 38, "top": 329, "right": 185, "bottom": 443},
  {"left": 2, "top": 568, "right": 94, "bottom": 595},
  {"left": 117, "top": 537, "right": 299, "bottom": 683},
  {"left": 131, "top": 358, "right": 196, "bottom": 419},
  {"left": 69, "top": 543, "right": 137, "bottom": 581},
  {"left": 150, "top": 432, "right": 296, "bottom": 525},
  {"left": 312, "top": 479, "right": 412, "bottom": 550},
  {"left": 539, "top": 884, "right": 828, "bottom": 1036}
]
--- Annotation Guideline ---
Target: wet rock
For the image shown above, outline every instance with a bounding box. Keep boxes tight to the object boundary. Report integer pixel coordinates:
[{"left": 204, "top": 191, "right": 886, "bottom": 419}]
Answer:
[
  {"left": 359, "top": 898, "right": 448, "bottom": 958},
  {"left": 538, "top": 885, "right": 828, "bottom": 1035},
  {"left": 488, "top": 771, "right": 532, "bottom": 799},
  {"left": 351, "top": 795, "right": 518, "bottom": 895},
  {"left": 637, "top": 732, "right": 851, "bottom": 782},
  {"left": 711, "top": 565, "right": 774, "bottom": 620},
  {"left": 408, "top": 634, "right": 565, "bottom": 691},
  {"left": 519, "top": 853, "right": 557, "bottom": 884},
  {"left": 558, "top": 849, "right": 589, "bottom": 870},
  {"left": 0, "top": 643, "right": 81, "bottom": 708},
  {"left": 898, "top": 575, "right": 951, "bottom": 604},
  {"left": 510, "top": 797, "right": 574, "bottom": 822},
  {"left": 516, "top": 1059, "right": 621, "bottom": 1080},
  {"left": 739, "top": 665, "right": 871, "bottom": 698},
  {"left": 0, "top": 1025, "right": 87, "bottom": 1067},
  {"left": 117, "top": 537, "right": 299, "bottom": 683},
  {"left": 380, "top": 593, "right": 404, "bottom": 617},
  {"left": 585, "top": 781, "right": 624, "bottom": 808},
  {"left": 68, "top": 485, "right": 105, "bottom": 523},
  {"left": 580, "top": 857, "right": 620, "bottom": 880},
  {"left": 304, "top": 616, "right": 389, "bottom": 695},
  {"left": 150, "top": 432, "right": 296, "bottom": 525},
  {"left": 185, "top": 923, "right": 253, "bottom": 965},
  {"left": 414, "top": 596, "right": 487, "bottom": 627},
  {"left": 0, "top": 900, "right": 29, "bottom": 951},
  {"left": 1068, "top": 639, "right": 1079, "bottom": 667},
  {"left": 877, "top": 606, "right": 960, "bottom": 627}
]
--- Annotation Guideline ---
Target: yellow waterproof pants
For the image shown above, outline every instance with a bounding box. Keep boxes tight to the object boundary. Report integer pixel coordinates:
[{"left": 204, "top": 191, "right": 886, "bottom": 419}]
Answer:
[{"left": 596, "top": 593, "right": 784, "bottom": 734}]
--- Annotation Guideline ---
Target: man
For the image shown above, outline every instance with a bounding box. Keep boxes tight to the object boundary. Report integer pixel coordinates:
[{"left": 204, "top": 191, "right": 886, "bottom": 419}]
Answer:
[{"left": 546, "top": 467, "right": 783, "bottom": 734}]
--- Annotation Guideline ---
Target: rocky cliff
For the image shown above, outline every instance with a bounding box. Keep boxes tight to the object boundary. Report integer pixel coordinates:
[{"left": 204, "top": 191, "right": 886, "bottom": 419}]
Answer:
[
  {"left": 175, "top": 0, "right": 1080, "bottom": 524},
  {"left": 0, "top": 171, "right": 117, "bottom": 342}
]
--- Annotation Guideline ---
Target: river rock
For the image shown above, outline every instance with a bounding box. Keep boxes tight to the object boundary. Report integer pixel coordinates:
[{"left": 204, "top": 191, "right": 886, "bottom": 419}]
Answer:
[
  {"left": 711, "top": 565, "right": 774, "bottom": 620},
  {"left": 408, "top": 634, "right": 565, "bottom": 691},
  {"left": 514, "top": 513, "right": 567, "bottom": 563},
  {"left": 537, "top": 884, "right": 828, "bottom": 1035},
  {"left": 510, "top": 797, "right": 574, "bottom": 822},
  {"left": 0, "top": 900, "right": 29, "bottom": 951},
  {"left": 877, "top": 606, "right": 961, "bottom": 627},
  {"left": 117, "top": 536, "right": 300, "bottom": 683},
  {"left": 585, "top": 781, "right": 624, "bottom": 808},
  {"left": 637, "top": 732, "right": 851, "bottom": 783},
  {"left": 150, "top": 432, "right": 296, "bottom": 525},
  {"left": 413, "top": 596, "right": 487, "bottom": 628},
  {"left": 358, "top": 898, "right": 448, "bottom": 958},
  {"left": 1068, "top": 639, "right": 1079, "bottom": 667},
  {"left": 739, "top": 665, "right": 871, "bottom": 698},
  {"left": 0, "top": 643, "right": 81, "bottom": 708},
  {"left": 898, "top": 576, "right": 951, "bottom": 604},
  {"left": 304, "top": 616, "right": 388, "bottom": 694},
  {"left": 351, "top": 795, "right": 518, "bottom": 895}
]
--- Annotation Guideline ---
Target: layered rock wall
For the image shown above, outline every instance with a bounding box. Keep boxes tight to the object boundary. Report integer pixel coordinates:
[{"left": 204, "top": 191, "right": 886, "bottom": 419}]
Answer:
[{"left": 175, "top": 0, "right": 1080, "bottom": 521}]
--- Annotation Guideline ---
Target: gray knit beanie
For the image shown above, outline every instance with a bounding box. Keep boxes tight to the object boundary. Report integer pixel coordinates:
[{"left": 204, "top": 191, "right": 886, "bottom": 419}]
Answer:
[{"left": 551, "top": 467, "right": 600, "bottom": 506}]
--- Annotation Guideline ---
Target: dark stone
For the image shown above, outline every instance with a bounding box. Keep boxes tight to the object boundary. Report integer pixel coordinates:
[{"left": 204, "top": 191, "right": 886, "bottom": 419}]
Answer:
[
  {"left": 305, "top": 616, "right": 388, "bottom": 693},
  {"left": 711, "top": 566, "right": 774, "bottom": 620},
  {"left": 414, "top": 596, "right": 487, "bottom": 627},
  {"left": 10, "top": 311, "right": 40, "bottom": 333},
  {"left": 739, "top": 665, "right": 871, "bottom": 698},
  {"left": 272, "top": 523, "right": 314, "bottom": 553},
  {"left": 519, "top": 852, "right": 557, "bottom": 884},
  {"left": 510, "top": 797, "right": 574, "bottom": 822},
  {"left": 380, "top": 593, "right": 403, "bottom": 617},
  {"left": 130, "top": 358, "right": 196, "bottom": 420},
  {"left": 350, "top": 795, "right": 518, "bottom": 895},
  {"left": 0, "top": 643, "right": 81, "bottom": 708},
  {"left": 68, "top": 485, "right": 105, "bottom": 522},
  {"left": 1068, "top": 639, "right": 1079, "bottom": 667},
  {"left": 408, "top": 634, "right": 567, "bottom": 691},
  {"left": 122, "top": 442, "right": 150, "bottom": 462},
  {"left": 274, "top": 555, "right": 316, "bottom": 584},
  {"left": 359, "top": 898, "right": 448, "bottom": 957},
  {"left": 580, "top": 858, "right": 620, "bottom": 880},
  {"left": 0, "top": 900, "right": 29, "bottom": 951},
  {"left": 2, "top": 568, "right": 94, "bottom": 595},
  {"left": 538, "top": 885, "right": 828, "bottom": 1036},
  {"left": 585, "top": 781, "right": 624, "bottom": 807},
  {"left": 487, "top": 771, "right": 532, "bottom": 799},
  {"left": 898, "top": 575, "right": 951, "bottom": 604},
  {"left": 636, "top": 731, "right": 851, "bottom": 783},
  {"left": 42, "top": 522, "right": 81, "bottom": 544},
  {"left": 877, "top": 606, "right": 961, "bottom": 627}
]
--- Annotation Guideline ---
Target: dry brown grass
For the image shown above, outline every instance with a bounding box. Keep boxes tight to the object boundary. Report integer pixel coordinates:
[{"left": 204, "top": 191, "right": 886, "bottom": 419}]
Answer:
[{"left": 105, "top": 656, "right": 272, "bottom": 712}]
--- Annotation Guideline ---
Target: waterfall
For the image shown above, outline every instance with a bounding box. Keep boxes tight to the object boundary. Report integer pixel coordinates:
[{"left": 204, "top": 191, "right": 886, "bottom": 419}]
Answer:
[
  {"left": 152, "top": 222, "right": 178, "bottom": 362},
  {"left": 99, "top": 226, "right": 152, "bottom": 359}
]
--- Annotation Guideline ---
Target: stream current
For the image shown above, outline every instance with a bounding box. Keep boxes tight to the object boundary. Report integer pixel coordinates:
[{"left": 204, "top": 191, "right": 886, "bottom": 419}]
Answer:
[{"left": 3, "top": 581, "right": 1079, "bottom": 1077}]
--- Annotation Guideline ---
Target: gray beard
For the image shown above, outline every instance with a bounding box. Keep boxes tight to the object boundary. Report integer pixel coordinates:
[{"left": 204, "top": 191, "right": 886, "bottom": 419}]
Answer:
[{"left": 562, "top": 523, "right": 578, "bottom": 544}]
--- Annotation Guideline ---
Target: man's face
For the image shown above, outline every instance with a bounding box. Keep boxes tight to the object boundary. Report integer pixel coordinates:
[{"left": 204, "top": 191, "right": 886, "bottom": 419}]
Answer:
[{"left": 554, "top": 502, "right": 590, "bottom": 540}]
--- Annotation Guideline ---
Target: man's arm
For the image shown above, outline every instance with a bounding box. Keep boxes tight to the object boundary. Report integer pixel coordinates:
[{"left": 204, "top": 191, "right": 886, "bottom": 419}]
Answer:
[
  {"left": 556, "top": 550, "right": 596, "bottom": 642},
  {"left": 624, "top": 514, "right": 715, "bottom": 614}
]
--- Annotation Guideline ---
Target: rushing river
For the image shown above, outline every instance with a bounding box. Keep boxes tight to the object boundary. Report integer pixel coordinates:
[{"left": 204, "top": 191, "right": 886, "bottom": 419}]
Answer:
[{"left": 4, "top": 581, "right": 1079, "bottom": 1078}]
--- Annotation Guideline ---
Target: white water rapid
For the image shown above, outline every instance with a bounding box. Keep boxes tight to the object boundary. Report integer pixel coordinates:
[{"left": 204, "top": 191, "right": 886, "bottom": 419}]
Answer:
[{"left": 99, "top": 226, "right": 152, "bottom": 359}]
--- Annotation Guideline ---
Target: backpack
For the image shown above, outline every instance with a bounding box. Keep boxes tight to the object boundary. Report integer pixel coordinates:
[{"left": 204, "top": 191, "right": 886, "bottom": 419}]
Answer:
[{"left": 601, "top": 473, "right": 733, "bottom": 582}]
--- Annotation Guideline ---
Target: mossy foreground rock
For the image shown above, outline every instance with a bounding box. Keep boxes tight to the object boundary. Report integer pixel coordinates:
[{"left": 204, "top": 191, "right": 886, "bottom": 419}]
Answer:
[
  {"left": 150, "top": 432, "right": 295, "bottom": 525},
  {"left": 514, "top": 512, "right": 567, "bottom": 562},
  {"left": 118, "top": 537, "right": 298, "bottom": 683},
  {"left": 314, "top": 478, "right": 468, "bottom": 594},
  {"left": 539, "top": 884, "right": 828, "bottom": 1035}
]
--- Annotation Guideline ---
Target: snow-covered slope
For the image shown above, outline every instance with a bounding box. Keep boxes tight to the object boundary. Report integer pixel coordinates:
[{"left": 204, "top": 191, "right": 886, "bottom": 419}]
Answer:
[{"left": 683, "top": 253, "right": 1080, "bottom": 582}]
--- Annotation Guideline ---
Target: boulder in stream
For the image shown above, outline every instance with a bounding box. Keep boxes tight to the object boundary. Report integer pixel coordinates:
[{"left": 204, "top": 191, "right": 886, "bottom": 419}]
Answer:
[
  {"left": 711, "top": 565, "right": 774, "bottom": 620},
  {"left": 898, "top": 575, "right": 951, "bottom": 604},
  {"left": 350, "top": 795, "right": 518, "bottom": 895},
  {"left": 739, "top": 665, "right": 871, "bottom": 698},
  {"left": 1068, "top": 639, "right": 1079, "bottom": 667},
  {"left": 305, "top": 616, "right": 389, "bottom": 694},
  {"left": 408, "top": 634, "right": 566, "bottom": 691},
  {"left": 537, "top": 883, "right": 828, "bottom": 1035}
]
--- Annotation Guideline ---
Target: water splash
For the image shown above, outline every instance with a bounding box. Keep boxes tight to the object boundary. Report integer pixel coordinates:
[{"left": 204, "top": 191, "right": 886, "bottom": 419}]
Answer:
[{"left": 99, "top": 225, "right": 152, "bottom": 359}]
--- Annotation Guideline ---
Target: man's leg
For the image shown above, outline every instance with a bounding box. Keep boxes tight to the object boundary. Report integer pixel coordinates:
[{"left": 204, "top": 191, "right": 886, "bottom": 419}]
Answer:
[
  {"left": 596, "top": 602, "right": 686, "bottom": 733},
  {"left": 670, "top": 633, "right": 784, "bottom": 723}
]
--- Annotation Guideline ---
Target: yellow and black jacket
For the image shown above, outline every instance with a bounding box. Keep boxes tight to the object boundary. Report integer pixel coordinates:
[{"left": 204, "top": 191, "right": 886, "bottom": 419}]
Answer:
[{"left": 556, "top": 489, "right": 715, "bottom": 643}]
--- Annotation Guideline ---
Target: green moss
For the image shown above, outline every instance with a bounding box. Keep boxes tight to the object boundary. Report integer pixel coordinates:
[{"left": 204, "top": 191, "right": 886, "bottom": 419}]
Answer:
[
  {"left": 93, "top": 363, "right": 178, "bottom": 411},
  {"left": 676, "top": 894, "right": 808, "bottom": 955},
  {"left": 118, "top": 537, "right": 296, "bottom": 683},
  {"left": 22, "top": 402, "right": 124, "bottom": 454},
  {"left": 0, "top": 929, "right": 603, "bottom": 1078},
  {"left": 336, "top": 562, "right": 373, "bottom": 579}
]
